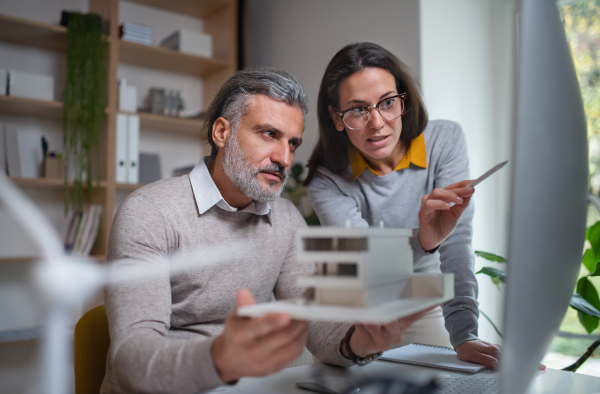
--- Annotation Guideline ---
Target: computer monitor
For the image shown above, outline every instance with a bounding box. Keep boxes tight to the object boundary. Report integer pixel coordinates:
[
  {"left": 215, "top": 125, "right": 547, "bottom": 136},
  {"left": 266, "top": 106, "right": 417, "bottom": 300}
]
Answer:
[{"left": 499, "top": 0, "right": 588, "bottom": 393}]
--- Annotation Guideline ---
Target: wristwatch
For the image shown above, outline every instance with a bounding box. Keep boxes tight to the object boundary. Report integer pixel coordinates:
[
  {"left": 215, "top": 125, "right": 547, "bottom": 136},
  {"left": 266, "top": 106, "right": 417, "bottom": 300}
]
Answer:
[{"left": 340, "top": 325, "right": 383, "bottom": 366}]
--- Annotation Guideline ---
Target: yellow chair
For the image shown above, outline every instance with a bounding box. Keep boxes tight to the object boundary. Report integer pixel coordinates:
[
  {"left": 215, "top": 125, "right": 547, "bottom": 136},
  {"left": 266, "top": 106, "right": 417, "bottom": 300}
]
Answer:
[{"left": 74, "top": 305, "right": 110, "bottom": 394}]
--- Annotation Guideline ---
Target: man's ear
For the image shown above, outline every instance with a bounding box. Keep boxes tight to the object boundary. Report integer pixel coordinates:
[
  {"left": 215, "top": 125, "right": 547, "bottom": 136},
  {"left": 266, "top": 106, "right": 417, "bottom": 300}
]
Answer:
[
  {"left": 212, "top": 117, "right": 232, "bottom": 149},
  {"left": 328, "top": 105, "right": 345, "bottom": 132}
]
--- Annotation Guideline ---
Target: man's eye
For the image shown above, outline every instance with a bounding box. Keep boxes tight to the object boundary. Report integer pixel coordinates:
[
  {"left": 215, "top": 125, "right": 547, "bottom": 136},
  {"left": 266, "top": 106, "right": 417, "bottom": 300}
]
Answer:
[{"left": 264, "top": 131, "right": 275, "bottom": 138}]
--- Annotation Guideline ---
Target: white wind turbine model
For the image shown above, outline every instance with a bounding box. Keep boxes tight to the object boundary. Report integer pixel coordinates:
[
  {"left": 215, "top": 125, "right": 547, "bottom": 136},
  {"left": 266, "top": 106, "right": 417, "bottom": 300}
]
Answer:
[{"left": 0, "top": 174, "right": 252, "bottom": 394}]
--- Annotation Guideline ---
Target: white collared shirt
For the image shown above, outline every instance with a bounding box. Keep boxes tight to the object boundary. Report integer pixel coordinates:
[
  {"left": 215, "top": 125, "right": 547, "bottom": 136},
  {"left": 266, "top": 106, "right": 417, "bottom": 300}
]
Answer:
[{"left": 189, "top": 157, "right": 272, "bottom": 224}]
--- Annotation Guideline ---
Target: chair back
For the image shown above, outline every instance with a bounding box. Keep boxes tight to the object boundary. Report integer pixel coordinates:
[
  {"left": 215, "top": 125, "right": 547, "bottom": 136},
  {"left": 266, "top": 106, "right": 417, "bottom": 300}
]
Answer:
[{"left": 74, "top": 305, "right": 110, "bottom": 394}]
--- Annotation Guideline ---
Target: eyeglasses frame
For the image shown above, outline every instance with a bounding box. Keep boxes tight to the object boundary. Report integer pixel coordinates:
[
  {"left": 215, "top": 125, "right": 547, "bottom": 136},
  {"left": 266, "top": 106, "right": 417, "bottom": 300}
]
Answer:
[{"left": 335, "top": 93, "right": 407, "bottom": 130}]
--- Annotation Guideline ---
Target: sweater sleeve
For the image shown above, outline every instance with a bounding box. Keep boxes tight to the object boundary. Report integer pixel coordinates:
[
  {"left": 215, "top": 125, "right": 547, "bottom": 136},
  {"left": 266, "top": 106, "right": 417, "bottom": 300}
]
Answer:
[
  {"left": 432, "top": 124, "right": 480, "bottom": 348},
  {"left": 272, "top": 205, "right": 354, "bottom": 367},
  {"left": 104, "top": 195, "right": 226, "bottom": 394}
]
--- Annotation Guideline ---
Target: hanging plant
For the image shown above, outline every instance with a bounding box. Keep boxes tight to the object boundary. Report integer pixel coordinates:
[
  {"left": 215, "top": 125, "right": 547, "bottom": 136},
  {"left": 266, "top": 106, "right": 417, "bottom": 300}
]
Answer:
[{"left": 63, "top": 12, "right": 106, "bottom": 214}]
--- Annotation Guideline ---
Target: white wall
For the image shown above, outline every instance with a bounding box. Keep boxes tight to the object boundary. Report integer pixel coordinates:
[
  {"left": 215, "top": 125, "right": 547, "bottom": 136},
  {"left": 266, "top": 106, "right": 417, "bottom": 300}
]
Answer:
[
  {"left": 420, "top": 0, "right": 516, "bottom": 343},
  {"left": 247, "top": 0, "right": 421, "bottom": 166}
]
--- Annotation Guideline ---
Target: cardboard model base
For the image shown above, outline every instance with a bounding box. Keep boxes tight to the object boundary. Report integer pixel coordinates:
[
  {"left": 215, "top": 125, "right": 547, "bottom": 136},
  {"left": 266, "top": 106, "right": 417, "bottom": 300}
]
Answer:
[{"left": 238, "top": 273, "right": 454, "bottom": 324}]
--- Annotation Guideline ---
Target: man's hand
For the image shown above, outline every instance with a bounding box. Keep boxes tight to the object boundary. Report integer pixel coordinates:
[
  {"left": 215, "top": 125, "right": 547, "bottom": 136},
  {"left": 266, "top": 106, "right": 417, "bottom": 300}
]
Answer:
[
  {"left": 418, "top": 180, "right": 475, "bottom": 251},
  {"left": 456, "top": 340, "right": 501, "bottom": 369},
  {"left": 211, "top": 289, "right": 309, "bottom": 383},
  {"left": 346, "top": 307, "right": 436, "bottom": 358}
]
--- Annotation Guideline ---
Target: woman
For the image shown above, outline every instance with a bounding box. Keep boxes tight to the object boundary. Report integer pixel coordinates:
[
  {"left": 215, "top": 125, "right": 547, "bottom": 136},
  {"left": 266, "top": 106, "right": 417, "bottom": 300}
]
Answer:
[{"left": 305, "top": 42, "right": 500, "bottom": 368}]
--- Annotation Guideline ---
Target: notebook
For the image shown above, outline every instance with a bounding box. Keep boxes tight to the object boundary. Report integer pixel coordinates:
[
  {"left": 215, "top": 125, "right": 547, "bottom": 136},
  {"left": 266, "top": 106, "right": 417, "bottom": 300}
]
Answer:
[{"left": 379, "top": 343, "right": 485, "bottom": 373}]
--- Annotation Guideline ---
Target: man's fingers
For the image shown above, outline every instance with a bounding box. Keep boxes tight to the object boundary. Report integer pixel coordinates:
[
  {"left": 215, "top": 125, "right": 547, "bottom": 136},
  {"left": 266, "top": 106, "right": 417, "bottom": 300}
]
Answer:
[
  {"left": 263, "top": 327, "right": 310, "bottom": 373},
  {"left": 249, "top": 321, "right": 309, "bottom": 364},
  {"left": 236, "top": 288, "right": 256, "bottom": 308},
  {"left": 232, "top": 312, "right": 291, "bottom": 343}
]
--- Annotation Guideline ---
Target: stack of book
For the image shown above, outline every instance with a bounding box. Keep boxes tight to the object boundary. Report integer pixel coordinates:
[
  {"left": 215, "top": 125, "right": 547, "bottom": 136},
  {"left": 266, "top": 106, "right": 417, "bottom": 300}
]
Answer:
[
  {"left": 64, "top": 204, "right": 103, "bottom": 257},
  {"left": 119, "top": 22, "right": 154, "bottom": 46}
]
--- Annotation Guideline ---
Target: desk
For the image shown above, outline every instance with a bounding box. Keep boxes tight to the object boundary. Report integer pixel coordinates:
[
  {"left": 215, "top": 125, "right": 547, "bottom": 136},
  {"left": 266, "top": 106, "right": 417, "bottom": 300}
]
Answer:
[{"left": 228, "top": 361, "right": 600, "bottom": 394}]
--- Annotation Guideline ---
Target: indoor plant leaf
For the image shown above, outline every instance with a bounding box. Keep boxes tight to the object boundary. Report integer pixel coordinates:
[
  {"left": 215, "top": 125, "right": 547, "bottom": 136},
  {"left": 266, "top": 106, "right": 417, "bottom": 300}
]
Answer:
[
  {"left": 570, "top": 293, "right": 600, "bottom": 318},
  {"left": 474, "top": 251, "right": 506, "bottom": 263},
  {"left": 586, "top": 221, "right": 600, "bottom": 259},
  {"left": 582, "top": 249, "right": 598, "bottom": 274},
  {"left": 576, "top": 277, "right": 600, "bottom": 334},
  {"left": 476, "top": 267, "right": 506, "bottom": 290}
]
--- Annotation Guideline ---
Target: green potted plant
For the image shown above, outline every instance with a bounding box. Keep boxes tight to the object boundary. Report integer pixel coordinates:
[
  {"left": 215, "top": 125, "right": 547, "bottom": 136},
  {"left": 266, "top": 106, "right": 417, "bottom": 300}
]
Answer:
[
  {"left": 62, "top": 12, "right": 106, "bottom": 214},
  {"left": 476, "top": 217, "right": 600, "bottom": 371}
]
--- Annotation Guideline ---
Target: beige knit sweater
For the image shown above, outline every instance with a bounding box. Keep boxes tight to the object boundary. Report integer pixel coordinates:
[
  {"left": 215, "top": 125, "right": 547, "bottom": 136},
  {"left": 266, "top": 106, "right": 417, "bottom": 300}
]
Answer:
[{"left": 100, "top": 175, "right": 353, "bottom": 394}]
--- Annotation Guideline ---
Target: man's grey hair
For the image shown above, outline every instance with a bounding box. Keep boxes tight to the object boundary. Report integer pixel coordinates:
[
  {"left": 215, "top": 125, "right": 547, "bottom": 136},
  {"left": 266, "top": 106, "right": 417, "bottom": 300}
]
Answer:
[{"left": 204, "top": 67, "right": 308, "bottom": 159}]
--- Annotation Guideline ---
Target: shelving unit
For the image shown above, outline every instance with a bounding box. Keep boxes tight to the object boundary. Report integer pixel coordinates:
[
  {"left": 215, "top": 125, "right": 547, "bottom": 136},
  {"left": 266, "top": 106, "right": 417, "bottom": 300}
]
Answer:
[
  {"left": 0, "top": 0, "right": 238, "bottom": 263},
  {"left": 0, "top": 95, "right": 63, "bottom": 119},
  {"left": 0, "top": 14, "right": 67, "bottom": 51}
]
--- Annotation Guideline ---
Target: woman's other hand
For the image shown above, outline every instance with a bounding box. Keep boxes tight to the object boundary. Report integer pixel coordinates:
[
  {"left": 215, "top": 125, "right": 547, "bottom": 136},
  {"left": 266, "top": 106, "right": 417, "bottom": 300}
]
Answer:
[
  {"left": 417, "top": 180, "right": 475, "bottom": 251},
  {"left": 455, "top": 340, "right": 501, "bottom": 369}
]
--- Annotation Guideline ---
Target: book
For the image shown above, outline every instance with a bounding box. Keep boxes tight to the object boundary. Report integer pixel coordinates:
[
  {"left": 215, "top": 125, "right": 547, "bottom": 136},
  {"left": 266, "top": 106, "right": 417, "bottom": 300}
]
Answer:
[
  {"left": 82, "top": 204, "right": 102, "bottom": 256},
  {"left": 64, "top": 211, "right": 83, "bottom": 254},
  {"left": 71, "top": 208, "right": 90, "bottom": 255},
  {"left": 380, "top": 343, "right": 485, "bottom": 373}
]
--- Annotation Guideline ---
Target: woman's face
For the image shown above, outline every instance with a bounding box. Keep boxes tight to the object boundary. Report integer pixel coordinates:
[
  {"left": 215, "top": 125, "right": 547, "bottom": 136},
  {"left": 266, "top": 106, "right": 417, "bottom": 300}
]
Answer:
[{"left": 331, "top": 67, "right": 403, "bottom": 162}]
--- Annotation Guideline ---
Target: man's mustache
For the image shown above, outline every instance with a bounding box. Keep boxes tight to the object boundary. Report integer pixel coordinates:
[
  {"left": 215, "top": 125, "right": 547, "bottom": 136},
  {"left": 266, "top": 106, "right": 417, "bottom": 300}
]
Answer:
[{"left": 256, "top": 164, "right": 288, "bottom": 181}]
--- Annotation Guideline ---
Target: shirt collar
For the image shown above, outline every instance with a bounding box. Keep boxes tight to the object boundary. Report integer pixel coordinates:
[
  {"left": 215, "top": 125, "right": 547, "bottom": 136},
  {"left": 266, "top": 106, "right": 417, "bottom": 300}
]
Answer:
[
  {"left": 349, "top": 132, "right": 428, "bottom": 180},
  {"left": 189, "top": 157, "right": 272, "bottom": 224}
]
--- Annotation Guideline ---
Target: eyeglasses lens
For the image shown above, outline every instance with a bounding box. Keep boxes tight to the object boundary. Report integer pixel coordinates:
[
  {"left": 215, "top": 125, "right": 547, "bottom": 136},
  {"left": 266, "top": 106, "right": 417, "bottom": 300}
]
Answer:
[{"left": 342, "top": 97, "right": 404, "bottom": 130}]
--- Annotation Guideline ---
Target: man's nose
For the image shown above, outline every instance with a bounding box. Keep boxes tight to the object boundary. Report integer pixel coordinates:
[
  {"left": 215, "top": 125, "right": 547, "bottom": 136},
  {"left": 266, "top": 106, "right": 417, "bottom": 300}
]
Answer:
[
  {"left": 367, "top": 107, "right": 385, "bottom": 129},
  {"left": 271, "top": 140, "right": 292, "bottom": 168}
]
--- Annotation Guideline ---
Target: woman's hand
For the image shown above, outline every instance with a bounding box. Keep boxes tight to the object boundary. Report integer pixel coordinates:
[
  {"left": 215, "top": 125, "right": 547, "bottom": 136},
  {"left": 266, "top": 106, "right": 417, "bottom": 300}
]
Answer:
[
  {"left": 418, "top": 180, "right": 475, "bottom": 252},
  {"left": 345, "top": 306, "right": 437, "bottom": 358},
  {"left": 455, "top": 340, "right": 501, "bottom": 369}
]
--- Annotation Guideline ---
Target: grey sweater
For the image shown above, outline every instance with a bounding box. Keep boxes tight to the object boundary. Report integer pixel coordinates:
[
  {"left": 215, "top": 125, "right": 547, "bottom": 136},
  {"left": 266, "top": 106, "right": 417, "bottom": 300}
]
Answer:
[
  {"left": 100, "top": 175, "right": 353, "bottom": 394},
  {"left": 306, "top": 120, "right": 479, "bottom": 348}
]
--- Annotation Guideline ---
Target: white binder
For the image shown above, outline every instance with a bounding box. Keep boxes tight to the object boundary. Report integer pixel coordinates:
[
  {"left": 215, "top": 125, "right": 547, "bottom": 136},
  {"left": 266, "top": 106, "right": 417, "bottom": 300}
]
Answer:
[
  {"left": 5, "top": 124, "right": 21, "bottom": 177},
  {"left": 0, "top": 124, "right": 6, "bottom": 175},
  {"left": 127, "top": 115, "right": 140, "bottom": 184},
  {"left": 115, "top": 114, "right": 128, "bottom": 183}
]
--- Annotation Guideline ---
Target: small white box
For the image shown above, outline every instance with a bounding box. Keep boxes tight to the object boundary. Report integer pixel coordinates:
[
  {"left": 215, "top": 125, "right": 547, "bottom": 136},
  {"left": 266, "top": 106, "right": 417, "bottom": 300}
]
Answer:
[
  {"left": 118, "top": 79, "right": 137, "bottom": 112},
  {"left": 0, "top": 69, "right": 7, "bottom": 95},
  {"left": 160, "top": 30, "right": 213, "bottom": 58},
  {"left": 8, "top": 70, "right": 54, "bottom": 101}
]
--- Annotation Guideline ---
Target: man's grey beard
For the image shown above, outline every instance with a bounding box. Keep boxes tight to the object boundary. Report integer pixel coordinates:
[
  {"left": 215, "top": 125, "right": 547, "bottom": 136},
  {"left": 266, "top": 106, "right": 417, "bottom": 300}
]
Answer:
[{"left": 222, "top": 133, "right": 288, "bottom": 202}]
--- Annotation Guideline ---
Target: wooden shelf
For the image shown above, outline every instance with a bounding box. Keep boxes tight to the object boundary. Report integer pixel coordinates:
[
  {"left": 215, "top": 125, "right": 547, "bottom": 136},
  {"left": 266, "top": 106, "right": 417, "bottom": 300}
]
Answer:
[
  {"left": 125, "top": 0, "right": 232, "bottom": 19},
  {"left": 0, "top": 255, "right": 106, "bottom": 263},
  {"left": 116, "top": 183, "right": 146, "bottom": 191},
  {"left": 0, "top": 95, "right": 63, "bottom": 119},
  {"left": 9, "top": 177, "right": 108, "bottom": 189},
  {"left": 0, "top": 14, "right": 67, "bottom": 51},
  {"left": 119, "top": 111, "right": 205, "bottom": 135},
  {"left": 118, "top": 40, "right": 229, "bottom": 77}
]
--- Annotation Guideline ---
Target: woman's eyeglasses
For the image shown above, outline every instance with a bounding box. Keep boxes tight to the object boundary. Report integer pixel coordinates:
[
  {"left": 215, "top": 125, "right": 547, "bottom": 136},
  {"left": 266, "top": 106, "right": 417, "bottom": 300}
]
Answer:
[{"left": 336, "top": 93, "right": 406, "bottom": 130}]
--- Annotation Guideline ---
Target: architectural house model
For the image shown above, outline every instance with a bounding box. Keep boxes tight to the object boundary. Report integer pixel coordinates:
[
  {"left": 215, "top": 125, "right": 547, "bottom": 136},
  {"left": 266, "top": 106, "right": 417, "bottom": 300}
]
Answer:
[{"left": 239, "top": 226, "right": 454, "bottom": 324}]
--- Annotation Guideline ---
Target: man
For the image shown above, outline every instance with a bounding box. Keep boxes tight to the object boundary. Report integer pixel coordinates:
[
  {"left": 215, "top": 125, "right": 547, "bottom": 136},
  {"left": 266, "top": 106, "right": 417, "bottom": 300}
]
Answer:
[{"left": 100, "top": 68, "right": 463, "bottom": 394}]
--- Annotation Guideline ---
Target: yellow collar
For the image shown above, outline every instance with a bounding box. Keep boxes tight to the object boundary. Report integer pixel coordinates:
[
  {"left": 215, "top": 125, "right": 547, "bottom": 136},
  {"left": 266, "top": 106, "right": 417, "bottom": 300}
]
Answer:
[{"left": 349, "top": 132, "right": 427, "bottom": 180}]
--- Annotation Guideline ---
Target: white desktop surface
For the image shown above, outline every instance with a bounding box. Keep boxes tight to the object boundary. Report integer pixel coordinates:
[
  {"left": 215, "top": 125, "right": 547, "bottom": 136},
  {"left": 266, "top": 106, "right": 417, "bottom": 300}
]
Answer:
[{"left": 225, "top": 360, "right": 600, "bottom": 394}]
